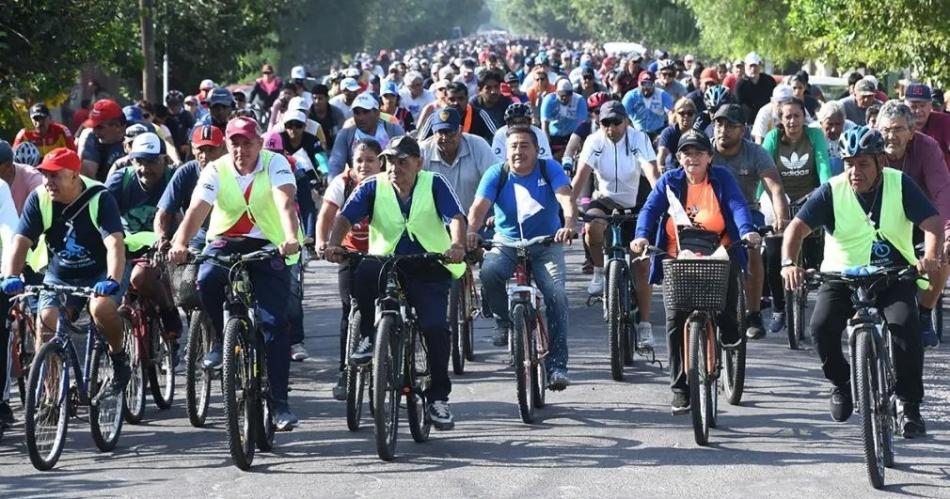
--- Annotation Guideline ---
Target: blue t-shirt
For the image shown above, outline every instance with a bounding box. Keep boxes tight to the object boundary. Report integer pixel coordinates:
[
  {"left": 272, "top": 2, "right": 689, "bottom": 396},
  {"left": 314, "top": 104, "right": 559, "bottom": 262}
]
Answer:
[
  {"left": 340, "top": 173, "right": 464, "bottom": 255},
  {"left": 475, "top": 159, "right": 570, "bottom": 240},
  {"left": 622, "top": 88, "right": 674, "bottom": 134},
  {"left": 157, "top": 161, "right": 206, "bottom": 246},
  {"left": 106, "top": 166, "right": 172, "bottom": 233},
  {"left": 80, "top": 132, "right": 126, "bottom": 182},
  {"left": 540, "top": 93, "right": 588, "bottom": 138},
  {"left": 18, "top": 188, "right": 125, "bottom": 280},
  {"left": 657, "top": 125, "right": 684, "bottom": 169}
]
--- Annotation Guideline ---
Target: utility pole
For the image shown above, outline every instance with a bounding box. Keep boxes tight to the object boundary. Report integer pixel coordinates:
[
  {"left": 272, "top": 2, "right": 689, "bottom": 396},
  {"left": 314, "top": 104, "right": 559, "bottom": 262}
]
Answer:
[{"left": 140, "top": 0, "right": 157, "bottom": 102}]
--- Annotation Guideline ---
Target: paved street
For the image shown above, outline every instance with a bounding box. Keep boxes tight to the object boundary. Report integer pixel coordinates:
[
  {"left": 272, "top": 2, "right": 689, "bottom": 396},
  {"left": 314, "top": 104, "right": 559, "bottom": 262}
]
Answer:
[{"left": 1, "top": 247, "right": 948, "bottom": 498}]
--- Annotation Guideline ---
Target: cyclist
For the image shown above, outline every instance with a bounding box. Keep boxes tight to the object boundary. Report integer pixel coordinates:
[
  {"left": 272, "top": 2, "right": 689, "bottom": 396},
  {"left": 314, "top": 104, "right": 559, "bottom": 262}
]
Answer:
[
  {"left": 14, "top": 103, "right": 76, "bottom": 155},
  {"left": 466, "top": 125, "right": 578, "bottom": 389},
  {"left": 194, "top": 87, "right": 234, "bottom": 134},
  {"left": 875, "top": 100, "right": 950, "bottom": 348},
  {"left": 417, "top": 82, "right": 497, "bottom": 144},
  {"left": 573, "top": 101, "right": 659, "bottom": 346},
  {"left": 491, "top": 103, "right": 553, "bottom": 163},
  {"left": 329, "top": 77, "right": 362, "bottom": 121},
  {"left": 904, "top": 83, "right": 950, "bottom": 171},
  {"left": 631, "top": 130, "right": 762, "bottom": 414},
  {"left": 167, "top": 117, "right": 302, "bottom": 430},
  {"left": 656, "top": 97, "right": 698, "bottom": 171},
  {"left": 420, "top": 108, "right": 495, "bottom": 212},
  {"left": 13, "top": 141, "right": 42, "bottom": 167},
  {"left": 503, "top": 72, "right": 528, "bottom": 104},
  {"left": 0, "top": 173, "right": 20, "bottom": 427},
  {"left": 734, "top": 52, "right": 776, "bottom": 125},
  {"left": 839, "top": 77, "right": 882, "bottom": 127},
  {"left": 1, "top": 148, "right": 132, "bottom": 402},
  {"left": 79, "top": 99, "right": 127, "bottom": 182},
  {"left": 684, "top": 68, "right": 720, "bottom": 118},
  {"left": 780, "top": 126, "right": 943, "bottom": 437},
  {"left": 694, "top": 84, "right": 734, "bottom": 137},
  {"left": 656, "top": 60, "right": 688, "bottom": 101},
  {"left": 399, "top": 71, "right": 435, "bottom": 122},
  {"left": 328, "top": 93, "right": 405, "bottom": 179},
  {"left": 541, "top": 79, "right": 588, "bottom": 160},
  {"left": 315, "top": 139, "right": 382, "bottom": 400},
  {"left": 574, "top": 66, "right": 605, "bottom": 99},
  {"left": 379, "top": 81, "right": 416, "bottom": 133},
  {"left": 751, "top": 85, "right": 795, "bottom": 144},
  {"left": 0, "top": 140, "right": 44, "bottom": 213},
  {"left": 816, "top": 100, "right": 856, "bottom": 177},
  {"left": 471, "top": 69, "right": 513, "bottom": 129},
  {"left": 248, "top": 63, "right": 283, "bottom": 111},
  {"left": 622, "top": 72, "right": 673, "bottom": 142},
  {"left": 310, "top": 84, "right": 345, "bottom": 151},
  {"left": 562, "top": 92, "right": 610, "bottom": 174},
  {"left": 324, "top": 135, "right": 466, "bottom": 430}
]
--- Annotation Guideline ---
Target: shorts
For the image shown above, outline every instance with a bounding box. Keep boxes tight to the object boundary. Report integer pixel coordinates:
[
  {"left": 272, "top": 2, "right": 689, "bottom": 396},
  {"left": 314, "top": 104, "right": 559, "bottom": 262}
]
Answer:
[
  {"left": 584, "top": 195, "right": 644, "bottom": 247},
  {"left": 38, "top": 272, "right": 123, "bottom": 312}
]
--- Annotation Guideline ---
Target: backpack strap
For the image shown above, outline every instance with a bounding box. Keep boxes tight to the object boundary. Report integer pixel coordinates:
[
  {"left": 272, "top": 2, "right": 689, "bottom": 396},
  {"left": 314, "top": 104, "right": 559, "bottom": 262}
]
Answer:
[
  {"left": 494, "top": 159, "right": 553, "bottom": 201},
  {"left": 60, "top": 184, "right": 107, "bottom": 230}
]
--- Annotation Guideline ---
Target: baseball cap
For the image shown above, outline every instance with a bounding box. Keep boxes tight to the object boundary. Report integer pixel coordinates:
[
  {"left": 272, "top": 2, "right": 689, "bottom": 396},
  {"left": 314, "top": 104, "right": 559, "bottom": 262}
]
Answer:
[
  {"left": 262, "top": 131, "right": 284, "bottom": 152},
  {"left": 556, "top": 79, "right": 574, "bottom": 95},
  {"left": 638, "top": 71, "right": 655, "bottom": 84},
  {"left": 344, "top": 67, "right": 360, "bottom": 79},
  {"left": 184, "top": 95, "right": 198, "bottom": 105},
  {"left": 431, "top": 108, "right": 461, "bottom": 133},
  {"left": 191, "top": 125, "right": 225, "bottom": 147},
  {"left": 29, "top": 103, "right": 50, "bottom": 118},
  {"left": 700, "top": 68, "right": 719, "bottom": 84},
  {"left": 771, "top": 84, "right": 794, "bottom": 103},
  {"left": 379, "top": 135, "right": 420, "bottom": 159},
  {"left": 288, "top": 95, "right": 312, "bottom": 112},
  {"left": 282, "top": 109, "right": 308, "bottom": 126},
  {"left": 744, "top": 52, "right": 762, "bottom": 66},
  {"left": 207, "top": 87, "right": 233, "bottom": 107},
  {"left": 0, "top": 140, "right": 12, "bottom": 164},
  {"left": 581, "top": 66, "right": 595, "bottom": 78},
  {"left": 381, "top": 80, "right": 400, "bottom": 96},
  {"left": 599, "top": 101, "right": 627, "bottom": 121},
  {"left": 713, "top": 104, "right": 746, "bottom": 125},
  {"left": 504, "top": 72, "right": 519, "bottom": 83},
  {"left": 123, "top": 105, "right": 145, "bottom": 124},
  {"left": 37, "top": 147, "right": 81, "bottom": 173},
  {"left": 434, "top": 78, "right": 452, "bottom": 91},
  {"left": 341, "top": 77, "right": 361, "bottom": 92},
  {"left": 351, "top": 93, "right": 379, "bottom": 111},
  {"left": 904, "top": 83, "right": 932, "bottom": 102},
  {"left": 854, "top": 78, "right": 877, "bottom": 96},
  {"left": 124, "top": 123, "right": 150, "bottom": 143},
  {"left": 130, "top": 132, "right": 163, "bottom": 161},
  {"left": 676, "top": 129, "right": 713, "bottom": 153},
  {"left": 199, "top": 79, "right": 216, "bottom": 90},
  {"left": 84, "top": 99, "right": 123, "bottom": 127},
  {"left": 225, "top": 117, "right": 260, "bottom": 141},
  {"left": 291, "top": 65, "right": 306, "bottom": 80}
]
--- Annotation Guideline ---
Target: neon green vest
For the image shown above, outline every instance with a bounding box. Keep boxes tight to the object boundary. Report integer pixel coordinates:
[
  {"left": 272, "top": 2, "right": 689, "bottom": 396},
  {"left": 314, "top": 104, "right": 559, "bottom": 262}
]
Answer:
[
  {"left": 822, "top": 168, "right": 920, "bottom": 284},
  {"left": 30, "top": 176, "right": 103, "bottom": 270},
  {"left": 206, "top": 151, "right": 302, "bottom": 263},
  {"left": 368, "top": 171, "right": 465, "bottom": 278},
  {"left": 118, "top": 167, "right": 171, "bottom": 253}
]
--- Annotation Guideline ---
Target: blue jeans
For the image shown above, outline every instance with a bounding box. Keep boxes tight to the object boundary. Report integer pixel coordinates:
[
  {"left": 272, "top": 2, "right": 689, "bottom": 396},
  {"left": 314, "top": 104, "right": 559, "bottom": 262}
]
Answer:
[
  {"left": 288, "top": 263, "right": 304, "bottom": 345},
  {"left": 294, "top": 169, "right": 316, "bottom": 240},
  {"left": 480, "top": 242, "right": 569, "bottom": 373},
  {"left": 197, "top": 239, "right": 292, "bottom": 404}
]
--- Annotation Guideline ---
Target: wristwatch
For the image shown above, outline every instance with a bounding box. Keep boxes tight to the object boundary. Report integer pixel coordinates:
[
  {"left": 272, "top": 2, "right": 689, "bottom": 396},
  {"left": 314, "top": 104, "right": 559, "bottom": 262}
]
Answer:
[{"left": 781, "top": 258, "right": 795, "bottom": 268}]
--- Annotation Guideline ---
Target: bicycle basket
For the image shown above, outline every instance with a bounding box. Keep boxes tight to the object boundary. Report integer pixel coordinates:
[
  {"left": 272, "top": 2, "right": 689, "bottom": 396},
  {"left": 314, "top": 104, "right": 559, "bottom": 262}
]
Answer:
[
  {"left": 662, "top": 258, "right": 731, "bottom": 311},
  {"left": 169, "top": 262, "right": 201, "bottom": 309}
]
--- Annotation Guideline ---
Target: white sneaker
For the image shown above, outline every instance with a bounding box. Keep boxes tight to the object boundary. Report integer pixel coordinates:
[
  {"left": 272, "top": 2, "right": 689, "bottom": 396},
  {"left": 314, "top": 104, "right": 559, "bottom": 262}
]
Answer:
[
  {"left": 291, "top": 343, "right": 310, "bottom": 361},
  {"left": 587, "top": 267, "right": 605, "bottom": 295},
  {"left": 637, "top": 322, "right": 655, "bottom": 349}
]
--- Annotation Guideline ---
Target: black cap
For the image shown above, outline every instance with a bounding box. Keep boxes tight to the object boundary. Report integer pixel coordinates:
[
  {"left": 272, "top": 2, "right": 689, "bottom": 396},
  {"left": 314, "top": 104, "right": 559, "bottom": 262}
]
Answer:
[
  {"left": 712, "top": 104, "right": 745, "bottom": 125},
  {"left": 504, "top": 72, "right": 519, "bottom": 83},
  {"left": 581, "top": 66, "right": 595, "bottom": 77},
  {"left": 379, "top": 135, "right": 420, "bottom": 159},
  {"left": 599, "top": 101, "right": 627, "bottom": 121},
  {"left": 677, "top": 130, "right": 712, "bottom": 153},
  {"left": 29, "top": 103, "right": 50, "bottom": 118}
]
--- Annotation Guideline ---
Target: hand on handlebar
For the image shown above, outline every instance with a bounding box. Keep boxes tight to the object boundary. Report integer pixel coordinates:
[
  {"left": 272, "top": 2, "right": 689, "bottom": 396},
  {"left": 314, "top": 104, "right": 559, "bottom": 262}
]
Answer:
[
  {"left": 444, "top": 244, "right": 465, "bottom": 264},
  {"left": 324, "top": 245, "right": 346, "bottom": 264},
  {"left": 168, "top": 241, "right": 189, "bottom": 265},
  {"left": 630, "top": 237, "right": 649, "bottom": 255},
  {"left": 1, "top": 276, "right": 24, "bottom": 295},
  {"left": 917, "top": 257, "right": 942, "bottom": 277},
  {"left": 466, "top": 231, "right": 482, "bottom": 250},
  {"left": 772, "top": 218, "right": 787, "bottom": 233},
  {"left": 742, "top": 231, "right": 762, "bottom": 248},
  {"left": 781, "top": 265, "right": 805, "bottom": 291},
  {"left": 279, "top": 240, "right": 300, "bottom": 257},
  {"left": 554, "top": 227, "right": 576, "bottom": 244}
]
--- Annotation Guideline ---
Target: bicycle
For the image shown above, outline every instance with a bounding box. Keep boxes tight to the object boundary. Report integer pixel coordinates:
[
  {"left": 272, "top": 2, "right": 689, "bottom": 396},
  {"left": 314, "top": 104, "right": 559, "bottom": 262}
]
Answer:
[
  {"left": 483, "top": 236, "right": 553, "bottom": 424},
  {"left": 194, "top": 248, "right": 280, "bottom": 470},
  {"left": 805, "top": 265, "right": 921, "bottom": 489},
  {"left": 337, "top": 253, "right": 374, "bottom": 433},
  {"left": 7, "top": 291, "right": 37, "bottom": 404},
  {"left": 449, "top": 254, "right": 481, "bottom": 375},
  {"left": 17, "top": 284, "right": 128, "bottom": 470},
  {"left": 119, "top": 250, "right": 176, "bottom": 424},
  {"left": 782, "top": 201, "right": 823, "bottom": 349},
  {"left": 172, "top": 255, "right": 216, "bottom": 428}
]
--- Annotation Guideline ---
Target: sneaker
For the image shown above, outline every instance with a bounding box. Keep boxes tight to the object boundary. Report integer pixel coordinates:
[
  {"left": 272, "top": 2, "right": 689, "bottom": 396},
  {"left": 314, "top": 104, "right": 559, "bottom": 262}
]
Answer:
[
  {"left": 0, "top": 402, "right": 14, "bottom": 427},
  {"left": 290, "top": 342, "right": 310, "bottom": 361},
  {"left": 745, "top": 311, "right": 766, "bottom": 340},
  {"left": 350, "top": 336, "right": 374, "bottom": 365},
  {"left": 95, "top": 351, "right": 132, "bottom": 405},
  {"left": 331, "top": 371, "right": 347, "bottom": 401},
  {"left": 671, "top": 391, "right": 690, "bottom": 415},
  {"left": 636, "top": 322, "right": 655, "bottom": 349},
  {"left": 721, "top": 335, "right": 744, "bottom": 350},
  {"left": 492, "top": 325, "right": 509, "bottom": 347},
  {"left": 769, "top": 311, "right": 786, "bottom": 333},
  {"left": 830, "top": 383, "right": 853, "bottom": 422},
  {"left": 202, "top": 345, "right": 223, "bottom": 370},
  {"left": 921, "top": 311, "right": 940, "bottom": 349},
  {"left": 547, "top": 369, "right": 570, "bottom": 391},
  {"left": 428, "top": 400, "right": 455, "bottom": 430},
  {"left": 900, "top": 403, "right": 927, "bottom": 438},
  {"left": 275, "top": 403, "right": 299, "bottom": 431},
  {"left": 587, "top": 267, "right": 605, "bottom": 295}
]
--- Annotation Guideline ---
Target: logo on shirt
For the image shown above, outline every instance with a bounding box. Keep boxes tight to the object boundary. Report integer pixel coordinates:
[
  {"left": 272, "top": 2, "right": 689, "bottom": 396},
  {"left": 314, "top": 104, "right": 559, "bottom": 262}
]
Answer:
[
  {"left": 780, "top": 152, "right": 811, "bottom": 176},
  {"left": 872, "top": 239, "right": 891, "bottom": 259}
]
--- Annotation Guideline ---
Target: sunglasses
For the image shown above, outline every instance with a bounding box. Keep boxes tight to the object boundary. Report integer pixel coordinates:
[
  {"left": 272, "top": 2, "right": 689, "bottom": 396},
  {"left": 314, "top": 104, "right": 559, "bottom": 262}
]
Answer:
[
  {"left": 600, "top": 118, "right": 624, "bottom": 127},
  {"left": 582, "top": 75, "right": 594, "bottom": 80},
  {"left": 285, "top": 121, "right": 305, "bottom": 129}
]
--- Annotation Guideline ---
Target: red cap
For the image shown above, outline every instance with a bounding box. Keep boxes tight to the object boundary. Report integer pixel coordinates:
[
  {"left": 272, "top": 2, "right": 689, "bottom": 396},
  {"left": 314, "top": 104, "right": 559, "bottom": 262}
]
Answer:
[
  {"left": 638, "top": 71, "right": 655, "bottom": 83},
  {"left": 38, "top": 147, "right": 81, "bottom": 173},
  {"left": 191, "top": 125, "right": 225, "bottom": 146},
  {"left": 700, "top": 68, "right": 720, "bottom": 84},
  {"left": 224, "top": 117, "right": 260, "bottom": 141},
  {"left": 83, "top": 99, "right": 123, "bottom": 128}
]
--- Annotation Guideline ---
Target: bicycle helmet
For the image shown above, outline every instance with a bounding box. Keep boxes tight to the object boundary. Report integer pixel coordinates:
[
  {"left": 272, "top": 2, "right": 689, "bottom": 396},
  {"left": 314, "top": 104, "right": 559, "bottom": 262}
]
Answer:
[
  {"left": 658, "top": 59, "right": 676, "bottom": 72},
  {"left": 165, "top": 90, "right": 184, "bottom": 106},
  {"left": 839, "top": 126, "right": 885, "bottom": 159},
  {"left": 703, "top": 84, "right": 732, "bottom": 111},
  {"left": 504, "top": 102, "right": 533, "bottom": 123},
  {"left": 587, "top": 91, "right": 610, "bottom": 111},
  {"left": 12, "top": 141, "right": 41, "bottom": 166}
]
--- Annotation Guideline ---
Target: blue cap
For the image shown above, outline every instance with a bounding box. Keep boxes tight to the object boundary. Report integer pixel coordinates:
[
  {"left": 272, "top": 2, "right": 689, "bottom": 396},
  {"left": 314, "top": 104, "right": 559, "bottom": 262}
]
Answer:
[
  {"left": 207, "top": 87, "right": 233, "bottom": 107},
  {"left": 904, "top": 83, "right": 932, "bottom": 102},
  {"left": 381, "top": 80, "right": 399, "bottom": 96},
  {"left": 431, "top": 107, "right": 461, "bottom": 133},
  {"left": 123, "top": 105, "right": 145, "bottom": 124}
]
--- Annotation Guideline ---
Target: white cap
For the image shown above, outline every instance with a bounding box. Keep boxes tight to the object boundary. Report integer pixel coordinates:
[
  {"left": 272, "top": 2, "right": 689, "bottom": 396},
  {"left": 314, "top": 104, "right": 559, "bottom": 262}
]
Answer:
[
  {"left": 403, "top": 71, "right": 424, "bottom": 85},
  {"left": 772, "top": 84, "right": 794, "bottom": 102},
  {"left": 129, "top": 132, "right": 163, "bottom": 160},
  {"left": 341, "top": 78, "right": 361, "bottom": 92},
  {"left": 199, "top": 79, "right": 215, "bottom": 90},
  {"left": 291, "top": 65, "right": 306, "bottom": 79},
  {"left": 282, "top": 109, "right": 308, "bottom": 126},
  {"left": 288, "top": 94, "right": 312, "bottom": 112},
  {"left": 351, "top": 93, "right": 379, "bottom": 111},
  {"left": 556, "top": 79, "right": 574, "bottom": 95},
  {"left": 744, "top": 52, "right": 763, "bottom": 66},
  {"left": 344, "top": 67, "right": 360, "bottom": 78},
  {"left": 438, "top": 66, "right": 455, "bottom": 80}
]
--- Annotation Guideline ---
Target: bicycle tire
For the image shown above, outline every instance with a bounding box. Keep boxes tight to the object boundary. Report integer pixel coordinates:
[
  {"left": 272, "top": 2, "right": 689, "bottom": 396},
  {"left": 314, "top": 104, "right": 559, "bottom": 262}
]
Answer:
[
  {"left": 407, "top": 327, "right": 431, "bottom": 443},
  {"left": 785, "top": 289, "right": 800, "bottom": 350},
  {"left": 88, "top": 335, "right": 125, "bottom": 452},
  {"left": 934, "top": 294, "right": 943, "bottom": 342},
  {"left": 879, "top": 350, "right": 894, "bottom": 469},
  {"left": 222, "top": 317, "right": 256, "bottom": 470},
  {"left": 463, "top": 274, "right": 475, "bottom": 362},
  {"left": 723, "top": 275, "right": 747, "bottom": 405},
  {"left": 373, "top": 314, "right": 400, "bottom": 461},
  {"left": 254, "top": 329, "right": 275, "bottom": 453},
  {"left": 855, "top": 327, "right": 886, "bottom": 489},
  {"left": 24, "top": 341, "right": 69, "bottom": 471},
  {"left": 607, "top": 260, "right": 624, "bottom": 381},
  {"left": 121, "top": 313, "right": 146, "bottom": 424},
  {"left": 345, "top": 309, "right": 365, "bottom": 432},
  {"left": 623, "top": 270, "right": 636, "bottom": 366},
  {"left": 147, "top": 316, "right": 176, "bottom": 410},
  {"left": 449, "top": 280, "right": 465, "bottom": 375},
  {"left": 15, "top": 315, "right": 33, "bottom": 405},
  {"left": 185, "top": 310, "right": 213, "bottom": 428},
  {"left": 512, "top": 303, "right": 535, "bottom": 424},
  {"left": 531, "top": 309, "right": 546, "bottom": 409},
  {"left": 688, "top": 318, "right": 711, "bottom": 446}
]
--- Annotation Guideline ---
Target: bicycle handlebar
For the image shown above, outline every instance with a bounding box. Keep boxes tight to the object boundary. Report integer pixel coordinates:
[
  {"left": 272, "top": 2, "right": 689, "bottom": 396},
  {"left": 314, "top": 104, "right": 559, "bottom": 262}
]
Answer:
[
  {"left": 580, "top": 209, "right": 639, "bottom": 223},
  {"left": 805, "top": 265, "right": 923, "bottom": 287}
]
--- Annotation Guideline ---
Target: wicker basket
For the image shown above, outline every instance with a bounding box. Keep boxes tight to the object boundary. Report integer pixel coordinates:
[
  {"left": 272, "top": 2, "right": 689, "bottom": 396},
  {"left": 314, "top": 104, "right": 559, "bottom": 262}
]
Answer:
[{"left": 662, "top": 258, "right": 731, "bottom": 311}]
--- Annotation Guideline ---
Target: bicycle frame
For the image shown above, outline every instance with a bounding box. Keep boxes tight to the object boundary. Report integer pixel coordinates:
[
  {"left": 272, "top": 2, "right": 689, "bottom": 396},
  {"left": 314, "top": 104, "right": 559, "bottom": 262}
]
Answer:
[{"left": 844, "top": 284, "right": 895, "bottom": 406}]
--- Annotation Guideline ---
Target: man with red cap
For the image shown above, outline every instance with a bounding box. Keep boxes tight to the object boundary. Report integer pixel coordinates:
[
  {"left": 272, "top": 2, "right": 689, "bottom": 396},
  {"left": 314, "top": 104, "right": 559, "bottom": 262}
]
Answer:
[
  {"left": 168, "top": 117, "right": 302, "bottom": 430},
  {"left": 79, "top": 99, "right": 127, "bottom": 182},
  {"left": 2, "top": 148, "right": 132, "bottom": 403}
]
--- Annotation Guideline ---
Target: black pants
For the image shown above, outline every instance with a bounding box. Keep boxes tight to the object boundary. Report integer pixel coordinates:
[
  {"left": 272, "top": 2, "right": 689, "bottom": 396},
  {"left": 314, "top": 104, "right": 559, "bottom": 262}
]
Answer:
[
  {"left": 0, "top": 296, "right": 11, "bottom": 404},
  {"left": 337, "top": 258, "right": 357, "bottom": 372},
  {"left": 809, "top": 279, "right": 924, "bottom": 404},
  {"left": 665, "top": 258, "right": 741, "bottom": 392},
  {"left": 765, "top": 235, "right": 822, "bottom": 309}
]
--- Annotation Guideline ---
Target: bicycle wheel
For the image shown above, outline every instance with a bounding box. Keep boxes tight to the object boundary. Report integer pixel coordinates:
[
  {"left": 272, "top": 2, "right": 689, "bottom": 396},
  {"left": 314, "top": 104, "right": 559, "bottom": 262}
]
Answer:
[
  {"left": 531, "top": 309, "right": 546, "bottom": 409},
  {"left": 147, "top": 316, "right": 176, "bottom": 410},
  {"left": 463, "top": 276, "right": 475, "bottom": 362},
  {"left": 254, "top": 330, "right": 275, "bottom": 453},
  {"left": 373, "top": 314, "right": 400, "bottom": 461},
  {"left": 88, "top": 335, "right": 125, "bottom": 452},
  {"left": 723, "top": 277, "right": 747, "bottom": 405},
  {"left": 624, "top": 273, "right": 636, "bottom": 366},
  {"left": 934, "top": 294, "right": 943, "bottom": 342},
  {"left": 855, "top": 328, "right": 886, "bottom": 489},
  {"left": 607, "top": 260, "right": 625, "bottom": 381},
  {"left": 688, "top": 318, "right": 711, "bottom": 446},
  {"left": 879, "top": 352, "right": 894, "bottom": 469},
  {"left": 121, "top": 313, "right": 146, "bottom": 424},
  {"left": 407, "top": 328, "right": 431, "bottom": 443},
  {"left": 449, "top": 280, "right": 465, "bottom": 375},
  {"left": 24, "top": 341, "right": 70, "bottom": 471},
  {"left": 185, "top": 310, "right": 213, "bottom": 427},
  {"left": 784, "top": 289, "right": 800, "bottom": 350},
  {"left": 14, "top": 315, "right": 33, "bottom": 405},
  {"left": 345, "top": 309, "right": 365, "bottom": 432},
  {"left": 512, "top": 303, "right": 535, "bottom": 424},
  {"left": 222, "top": 317, "right": 256, "bottom": 470}
]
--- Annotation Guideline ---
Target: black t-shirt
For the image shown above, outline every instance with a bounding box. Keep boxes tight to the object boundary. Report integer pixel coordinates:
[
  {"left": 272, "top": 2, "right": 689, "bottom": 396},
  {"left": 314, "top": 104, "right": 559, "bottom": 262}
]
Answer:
[
  {"left": 571, "top": 120, "right": 594, "bottom": 142},
  {"left": 280, "top": 132, "right": 324, "bottom": 165},
  {"left": 471, "top": 95, "right": 513, "bottom": 129},
  {"left": 735, "top": 74, "right": 777, "bottom": 124}
]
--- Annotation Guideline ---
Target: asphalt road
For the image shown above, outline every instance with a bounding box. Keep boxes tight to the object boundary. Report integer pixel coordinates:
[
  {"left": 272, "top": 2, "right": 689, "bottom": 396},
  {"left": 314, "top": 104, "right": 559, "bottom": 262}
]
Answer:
[{"left": 1, "top": 247, "right": 948, "bottom": 498}]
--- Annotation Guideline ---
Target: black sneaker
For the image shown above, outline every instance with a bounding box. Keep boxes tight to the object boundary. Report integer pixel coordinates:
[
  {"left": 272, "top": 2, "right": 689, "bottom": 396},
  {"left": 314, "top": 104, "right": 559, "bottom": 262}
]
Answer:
[
  {"left": 671, "top": 391, "right": 690, "bottom": 415},
  {"left": 830, "top": 383, "right": 853, "bottom": 422},
  {"left": 492, "top": 326, "right": 509, "bottom": 347},
  {"left": 428, "top": 400, "right": 455, "bottom": 430},
  {"left": 350, "top": 336, "right": 374, "bottom": 365},
  {"left": 95, "top": 351, "right": 132, "bottom": 405},
  {"left": 900, "top": 404, "right": 927, "bottom": 438},
  {"left": 331, "top": 371, "right": 347, "bottom": 401},
  {"left": 745, "top": 311, "right": 765, "bottom": 340},
  {"left": 0, "top": 401, "right": 14, "bottom": 427}
]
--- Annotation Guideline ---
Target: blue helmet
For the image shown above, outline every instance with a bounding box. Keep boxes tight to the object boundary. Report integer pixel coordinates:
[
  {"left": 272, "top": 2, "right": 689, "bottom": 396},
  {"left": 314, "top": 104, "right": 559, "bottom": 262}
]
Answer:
[
  {"left": 839, "top": 126, "right": 885, "bottom": 159},
  {"left": 703, "top": 84, "right": 732, "bottom": 111}
]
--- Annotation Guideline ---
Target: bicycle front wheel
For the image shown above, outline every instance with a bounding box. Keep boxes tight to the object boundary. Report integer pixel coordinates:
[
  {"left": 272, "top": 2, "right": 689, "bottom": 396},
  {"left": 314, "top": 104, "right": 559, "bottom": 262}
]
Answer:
[
  {"left": 24, "top": 341, "right": 70, "bottom": 471},
  {"left": 512, "top": 303, "right": 535, "bottom": 424},
  {"left": 372, "top": 314, "right": 400, "bottom": 461},
  {"left": 14, "top": 315, "right": 34, "bottom": 405},
  {"left": 88, "top": 336, "right": 125, "bottom": 452},
  {"left": 607, "top": 260, "right": 625, "bottom": 381},
  {"left": 121, "top": 314, "right": 146, "bottom": 424},
  {"left": 784, "top": 289, "right": 800, "bottom": 350},
  {"left": 855, "top": 328, "right": 887, "bottom": 489},
  {"left": 185, "top": 310, "right": 213, "bottom": 427},
  {"left": 147, "top": 315, "right": 176, "bottom": 410},
  {"left": 222, "top": 317, "right": 256, "bottom": 470},
  {"left": 688, "top": 317, "right": 711, "bottom": 446},
  {"left": 345, "top": 309, "right": 365, "bottom": 432},
  {"left": 449, "top": 280, "right": 465, "bottom": 375},
  {"left": 254, "top": 329, "right": 275, "bottom": 453},
  {"left": 723, "top": 276, "right": 747, "bottom": 405}
]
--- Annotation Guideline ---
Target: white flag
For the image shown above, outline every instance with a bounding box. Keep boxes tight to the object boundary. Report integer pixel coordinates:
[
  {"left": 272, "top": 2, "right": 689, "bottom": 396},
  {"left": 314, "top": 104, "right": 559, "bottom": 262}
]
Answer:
[
  {"left": 513, "top": 182, "right": 544, "bottom": 224},
  {"left": 665, "top": 186, "right": 693, "bottom": 226}
]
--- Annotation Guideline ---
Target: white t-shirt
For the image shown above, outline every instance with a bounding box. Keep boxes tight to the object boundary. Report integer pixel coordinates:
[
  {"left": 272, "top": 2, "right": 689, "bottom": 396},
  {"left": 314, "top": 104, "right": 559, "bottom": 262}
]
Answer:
[
  {"left": 578, "top": 128, "right": 656, "bottom": 208},
  {"left": 399, "top": 88, "right": 435, "bottom": 122},
  {"left": 329, "top": 94, "right": 354, "bottom": 121},
  {"left": 491, "top": 125, "right": 554, "bottom": 162},
  {"left": 196, "top": 153, "right": 296, "bottom": 240}
]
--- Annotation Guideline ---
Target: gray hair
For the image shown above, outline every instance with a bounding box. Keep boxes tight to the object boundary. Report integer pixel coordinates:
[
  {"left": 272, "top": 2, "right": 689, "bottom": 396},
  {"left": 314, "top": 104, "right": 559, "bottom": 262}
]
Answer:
[
  {"left": 816, "top": 100, "right": 846, "bottom": 122},
  {"left": 878, "top": 100, "right": 916, "bottom": 129},
  {"left": 403, "top": 71, "right": 423, "bottom": 86}
]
